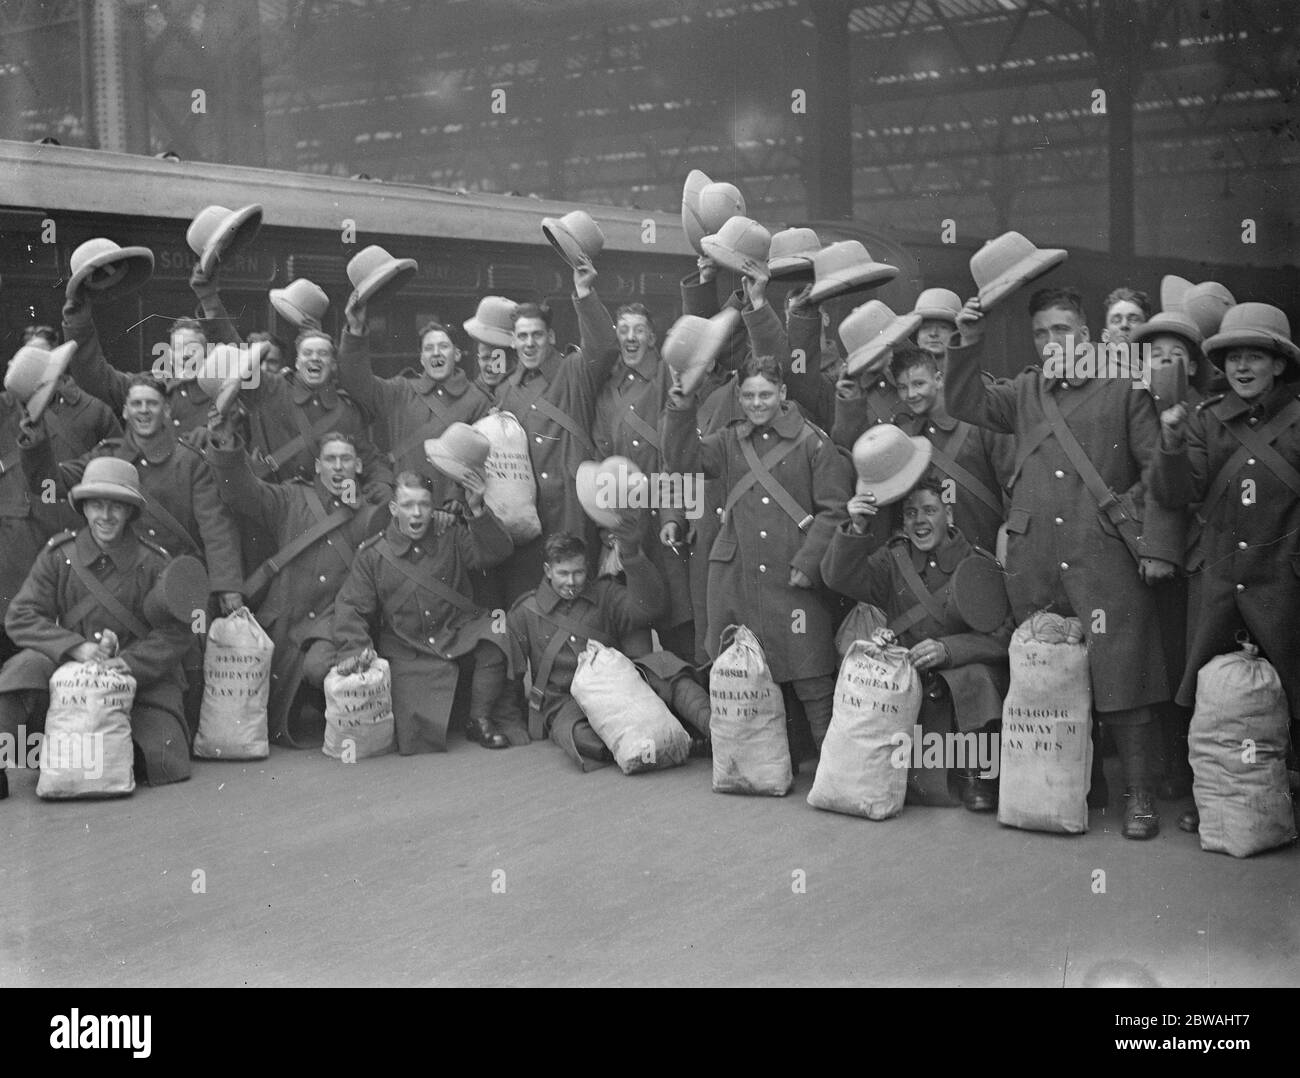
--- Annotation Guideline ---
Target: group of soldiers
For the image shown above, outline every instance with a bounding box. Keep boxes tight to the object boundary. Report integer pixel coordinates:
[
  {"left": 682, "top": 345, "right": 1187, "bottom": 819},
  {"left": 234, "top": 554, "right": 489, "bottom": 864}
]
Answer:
[{"left": 0, "top": 198, "right": 1296, "bottom": 848}]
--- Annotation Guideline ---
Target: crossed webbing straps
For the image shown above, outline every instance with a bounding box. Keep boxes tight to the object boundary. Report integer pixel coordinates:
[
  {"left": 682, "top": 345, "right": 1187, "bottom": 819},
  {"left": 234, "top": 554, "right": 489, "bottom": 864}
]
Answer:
[
  {"left": 1199, "top": 398, "right": 1300, "bottom": 519},
  {"left": 375, "top": 541, "right": 479, "bottom": 619},
  {"left": 723, "top": 425, "right": 815, "bottom": 531},
  {"left": 926, "top": 422, "right": 1004, "bottom": 517},
  {"left": 887, "top": 544, "right": 951, "bottom": 637},
  {"left": 242, "top": 488, "right": 356, "bottom": 597},
  {"left": 523, "top": 598, "right": 614, "bottom": 739},
  {"left": 65, "top": 557, "right": 152, "bottom": 642},
  {"left": 261, "top": 400, "right": 349, "bottom": 475}
]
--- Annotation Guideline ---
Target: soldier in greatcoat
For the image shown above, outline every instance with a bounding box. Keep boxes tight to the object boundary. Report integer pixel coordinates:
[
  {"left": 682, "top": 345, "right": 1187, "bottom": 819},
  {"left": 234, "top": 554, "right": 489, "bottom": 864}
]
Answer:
[
  {"left": 1150, "top": 302, "right": 1300, "bottom": 830},
  {"left": 822, "top": 473, "right": 1012, "bottom": 811},
  {"left": 333, "top": 470, "right": 517, "bottom": 754},
  {"left": 662, "top": 353, "right": 854, "bottom": 750},
  {"left": 206, "top": 419, "right": 387, "bottom": 747},
  {"left": 491, "top": 258, "right": 620, "bottom": 599},
  {"left": 0, "top": 458, "right": 193, "bottom": 798},
  {"left": 945, "top": 287, "right": 1183, "bottom": 839},
  {"left": 335, "top": 304, "right": 493, "bottom": 507}
]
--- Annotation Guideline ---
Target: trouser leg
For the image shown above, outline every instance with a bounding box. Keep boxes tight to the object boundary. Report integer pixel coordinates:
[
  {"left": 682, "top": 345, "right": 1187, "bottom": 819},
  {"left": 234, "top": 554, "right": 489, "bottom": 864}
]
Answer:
[
  {"left": 791, "top": 674, "right": 836, "bottom": 749},
  {"left": 548, "top": 696, "right": 610, "bottom": 772},
  {"left": 467, "top": 640, "right": 506, "bottom": 724},
  {"left": 1107, "top": 707, "right": 1160, "bottom": 839}
]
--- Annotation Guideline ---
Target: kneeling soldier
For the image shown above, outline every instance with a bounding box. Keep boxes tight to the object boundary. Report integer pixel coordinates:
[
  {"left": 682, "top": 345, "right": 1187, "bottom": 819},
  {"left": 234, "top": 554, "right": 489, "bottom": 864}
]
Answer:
[
  {"left": 333, "top": 469, "right": 516, "bottom": 753},
  {"left": 823, "top": 471, "right": 1013, "bottom": 811},
  {"left": 0, "top": 458, "right": 194, "bottom": 798}
]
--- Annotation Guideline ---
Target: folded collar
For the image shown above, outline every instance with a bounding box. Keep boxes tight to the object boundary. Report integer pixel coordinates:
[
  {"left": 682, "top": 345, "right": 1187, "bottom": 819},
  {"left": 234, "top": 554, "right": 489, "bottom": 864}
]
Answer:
[
  {"left": 414, "top": 368, "right": 470, "bottom": 398},
  {"left": 734, "top": 402, "right": 805, "bottom": 441},
  {"left": 125, "top": 427, "right": 177, "bottom": 465},
  {"left": 76, "top": 526, "right": 140, "bottom": 572},
  {"left": 534, "top": 577, "right": 597, "bottom": 613},
  {"left": 290, "top": 375, "right": 340, "bottom": 408}
]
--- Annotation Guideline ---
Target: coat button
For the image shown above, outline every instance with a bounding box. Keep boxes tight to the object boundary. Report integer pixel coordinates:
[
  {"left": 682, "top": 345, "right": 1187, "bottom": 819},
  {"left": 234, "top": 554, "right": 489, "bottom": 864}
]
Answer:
[
  {"left": 928, "top": 559, "right": 936, "bottom": 568},
  {"left": 761, "top": 496, "right": 770, "bottom": 505},
  {"left": 1247, "top": 458, "right": 1256, "bottom": 465},
  {"left": 1060, "top": 561, "right": 1069, "bottom": 570},
  {"left": 535, "top": 436, "right": 543, "bottom": 444},
  {"left": 148, "top": 528, "right": 156, "bottom": 536},
  {"left": 716, "top": 507, "right": 723, "bottom": 516},
  {"left": 758, "top": 564, "right": 767, "bottom": 572},
  {"left": 632, "top": 440, "right": 639, "bottom": 447},
  {"left": 759, "top": 530, "right": 767, "bottom": 538},
  {"left": 1236, "top": 583, "right": 1245, "bottom": 592},
  {"left": 1248, "top": 416, "right": 1258, "bottom": 425},
  {"left": 570, "top": 635, "right": 577, "bottom": 642},
  {"left": 318, "top": 575, "right": 327, "bottom": 582},
  {"left": 1054, "top": 469, "right": 1065, "bottom": 478},
  {"left": 429, "top": 636, "right": 436, "bottom": 644},
  {"left": 307, "top": 611, "right": 316, "bottom": 618},
  {"left": 1054, "top": 517, "right": 1064, "bottom": 525},
  {"left": 540, "top": 472, "right": 548, "bottom": 480},
  {"left": 1237, "top": 540, "right": 1247, "bottom": 550}
]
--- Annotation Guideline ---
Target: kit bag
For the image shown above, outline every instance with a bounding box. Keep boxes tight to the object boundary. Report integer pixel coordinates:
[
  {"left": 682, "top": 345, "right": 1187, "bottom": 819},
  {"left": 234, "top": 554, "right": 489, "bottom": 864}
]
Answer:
[
  {"left": 323, "top": 657, "right": 396, "bottom": 760},
  {"left": 1189, "top": 643, "right": 1297, "bottom": 858},
  {"left": 997, "top": 611, "right": 1093, "bottom": 834},
  {"left": 808, "top": 634, "right": 921, "bottom": 820},
  {"left": 36, "top": 660, "right": 136, "bottom": 799},
  {"left": 709, "top": 625, "right": 791, "bottom": 796},
  {"left": 194, "top": 607, "right": 273, "bottom": 760},
  {"left": 570, "top": 640, "right": 691, "bottom": 774},
  {"left": 473, "top": 411, "right": 542, "bottom": 542},
  {"left": 833, "top": 602, "right": 891, "bottom": 659}
]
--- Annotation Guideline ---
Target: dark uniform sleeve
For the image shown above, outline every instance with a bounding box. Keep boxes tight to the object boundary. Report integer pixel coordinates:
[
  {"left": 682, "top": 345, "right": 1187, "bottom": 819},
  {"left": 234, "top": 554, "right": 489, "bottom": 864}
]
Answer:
[
  {"left": 335, "top": 328, "right": 391, "bottom": 420},
  {"left": 944, "top": 340, "right": 1019, "bottom": 435},
  {"left": 1149, "top": 411, "right": 1205, "bottom": 509},
  {"left": 939, "top": 616, "right": 1012, "bottom": 670},
  {"left": 190, "top": 280, "right": 243, "bottom": 345},
  {"left": 3, "top": 545, "right": 86, "bottom": 662},
  {"left": 118, "top": 607, "right": 192, "bottom": 690},
  {"left": 184, "top": 445, "right": 245, "bottom": 592},
  {"left": 333, "top": 547, "right": 380, "bottom": 664},
  {"left": 62, "top": 301, "right": 131, "bottom": 414},
  {"left": 789, "top": 430, "right": 853, "bottom": 587},
  {"left": 456, "top": 506, "right": 515, "bottom": 572},
  {"left": 206, "top": 440, "right": 296, "bottom": 532},
  {"left": 1125, "top": 381, "right": 1184, "bottom": 563},
  {"left": 820, "top": 523, "right": 892, "bottom": 608}
]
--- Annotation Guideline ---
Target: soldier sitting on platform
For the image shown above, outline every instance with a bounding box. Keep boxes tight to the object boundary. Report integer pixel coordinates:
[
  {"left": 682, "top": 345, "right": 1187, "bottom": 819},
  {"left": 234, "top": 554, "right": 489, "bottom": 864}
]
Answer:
[{"left": 505, "top": 528, "right": 669, "bottom": 770}]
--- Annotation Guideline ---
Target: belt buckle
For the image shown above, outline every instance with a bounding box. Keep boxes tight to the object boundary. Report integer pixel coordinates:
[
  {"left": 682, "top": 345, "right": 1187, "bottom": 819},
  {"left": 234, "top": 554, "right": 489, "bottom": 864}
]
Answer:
[{"left": 527, "top": 685, "right": 544, "bottom": 711}]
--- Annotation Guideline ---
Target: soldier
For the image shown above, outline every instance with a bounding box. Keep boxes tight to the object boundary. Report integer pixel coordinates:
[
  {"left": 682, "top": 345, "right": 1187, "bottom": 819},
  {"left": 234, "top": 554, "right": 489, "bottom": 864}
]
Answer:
[
  {"left": 236, "top": 328, "right": 393, "bottom": 505},
  {"left": 462, "top": 295, "right": 518, "bottom": 397},
  {"left": 505, "top": 528, "right": 668, "bottom": 770},
  {"left": 889, "top": 343, "right": 1012, "bottom": 554},
  {"left": 206, "top": 419, "right": 387, "bottom": 747},
  {"left": 663, "top": 353, "right": 854, "bottom": 752},
  {"left": 590, "top": 298, "right": 695, "bottom": 660},
  {"left": 492, "top": 258, "right": 620, "bottom": 599},
  {"left": 336, "top": 303, "right": 493, "bottom": 507},
  {"left": 20, "top": 373, "right": 244, "bottom": 616},
  {"left": 333, "top": 470, "right": 517, "bottom": 753},
  {"left": 1102, "top": 286, "right": 1151, "bottom": 345},
  {"left": 0, "top": 458, "right": 194, "bottom": 799},
  {"left": 1151, "top": 303, "right": 1300, "bottom": 830},
  {"left": 946, "top": 288, "right": 1183, "bottom": 839},
  {"left": 822, "top": 472, "right": 1012, "bottom": 811}
]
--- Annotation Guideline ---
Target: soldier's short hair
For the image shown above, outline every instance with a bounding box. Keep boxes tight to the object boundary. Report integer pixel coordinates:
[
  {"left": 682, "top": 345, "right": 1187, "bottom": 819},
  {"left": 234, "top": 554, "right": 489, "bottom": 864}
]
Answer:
[
  {"left": 906, "top": 471, "right": 948, "bottom": 504},
  {"left": 1103, "top": 286, "right": 1152, "bottom": 320},
  {"left": 126, "top": 372, "right": 168, "bottom": 400},
  {"left": 417, "top": 320, "right": 454, "bottom": 344},
  {"left": 314, "top": 430, "right": 356, "bottom": 457},
  {"left": 295, "top": 329, "right": 336, "bottom": 356},
  {"left": 392, "top": 471, "right": 432, "bottom": 497},
  {"left": 615, "top": 302, "right": 655, "bottom": 335},
  {"left": 890, "top": 343, "right": 940, "bottom": 380},
  {"left": 1027, "top": 287, "right": 1086, "bottom": 321},
  {"left": 739, "top": 353, "right": 785, "bottom": 386},
  {"left": 513, "top": 302, "right": 553, "bottom": 329},
  {"left": 543, "top": 533, "right": 586, "bottom": 565}
]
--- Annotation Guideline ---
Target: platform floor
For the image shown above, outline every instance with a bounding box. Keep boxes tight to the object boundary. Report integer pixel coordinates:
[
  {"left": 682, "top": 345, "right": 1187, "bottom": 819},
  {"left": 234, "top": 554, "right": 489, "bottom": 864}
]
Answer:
[{"left": 2, "top": 738, "right": 1296, "bottom": 987}]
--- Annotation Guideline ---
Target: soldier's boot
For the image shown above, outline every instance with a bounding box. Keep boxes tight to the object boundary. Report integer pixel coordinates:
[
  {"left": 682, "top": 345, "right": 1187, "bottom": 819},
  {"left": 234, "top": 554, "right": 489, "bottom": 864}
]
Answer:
[
  {"left": 130, "top": 708, "right": 192, "bottom": 786},
  {"left": 465, "top": 642, "right": 508, "bottom": 749},
  {"left": 1113, "top": 718, "right": 1159, "bottom": 840}
]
